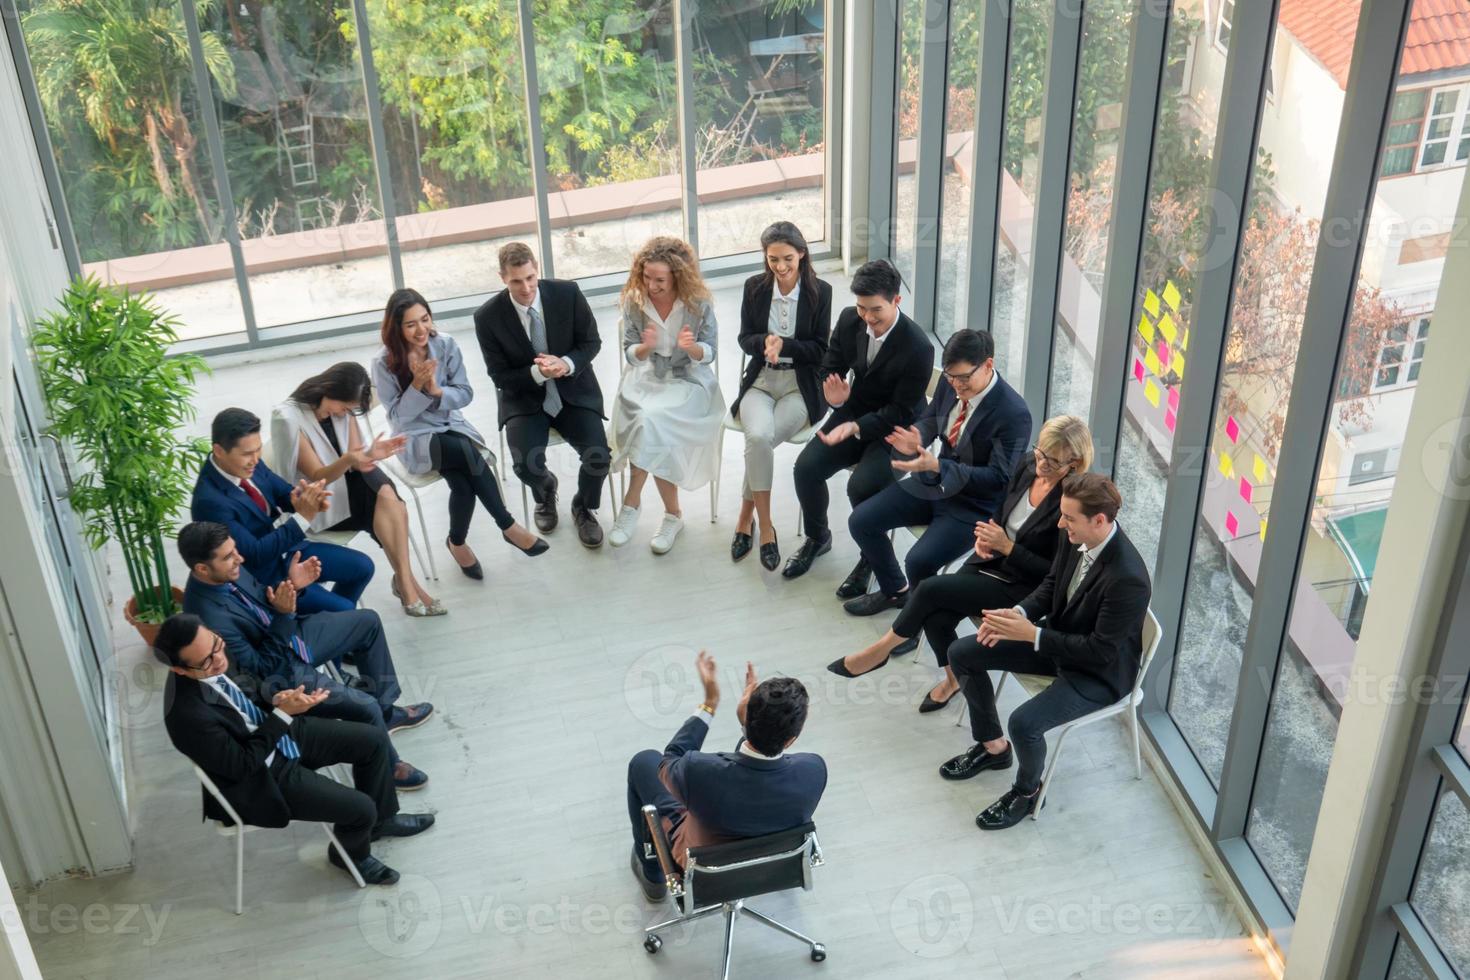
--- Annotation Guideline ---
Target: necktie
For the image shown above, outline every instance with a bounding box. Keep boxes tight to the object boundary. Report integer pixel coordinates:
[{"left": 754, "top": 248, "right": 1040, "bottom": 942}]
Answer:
[
  {"left": 1066, "top": 550, "right": 1095, "bottom": 602},
  {"left": 947, "top": 399, "right": 969, "bottom": 445},
  {"left": 219, "top": 678, "right": 299, "bottom": 759},
  {"left": 230, "top": 585, "right": 312, "bottom": 664},
  {"left": 527, "top": 306, "right": 563, "bottom": 417},
  {"left": 240, "top": 478, "right": 269, "bottom": 515}
]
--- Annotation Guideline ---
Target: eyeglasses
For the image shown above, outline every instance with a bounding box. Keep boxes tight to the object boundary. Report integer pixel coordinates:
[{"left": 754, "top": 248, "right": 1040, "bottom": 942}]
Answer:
[
  {"left": 185, "top": 636, "right": 225, "bottom": 673},
  {"left": 943, "top": 364, "right": 983, "bottom": 384},
  {"left": 1033, "top": 446, "right": 1073, "bottom": 470}
]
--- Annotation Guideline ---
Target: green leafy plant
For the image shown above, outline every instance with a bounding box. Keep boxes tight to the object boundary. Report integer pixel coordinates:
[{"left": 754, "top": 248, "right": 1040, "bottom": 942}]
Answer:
[{"left": 30, "top": 277, "right": 210, "bottom": 625}]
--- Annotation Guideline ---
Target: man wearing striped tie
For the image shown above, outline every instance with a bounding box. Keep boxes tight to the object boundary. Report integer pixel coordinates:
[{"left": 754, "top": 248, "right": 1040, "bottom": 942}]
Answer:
[{"left": 154, "top": 613, "right": 435, "bottom": 885}]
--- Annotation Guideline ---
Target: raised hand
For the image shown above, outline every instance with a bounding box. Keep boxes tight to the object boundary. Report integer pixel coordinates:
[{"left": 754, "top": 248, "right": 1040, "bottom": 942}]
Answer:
[
  {"left": 290, "top": 479, "right": 331, "bottom": 520},
  {"left": 822, "top": 373, "right": 851, "bottom": 408},
  {"left": 361, "top": 433, "right": 405, "bottom": 466},
  {"left": 286, "top": 551, "right": 322, "bottom": 590},
  {"left": 677, "top": 326, "right": 700, "bottom": 360},
  {"left": 409, "top": 356, "right": 437, "bottom": 391},
  {"left": 973, "top": 519, "right": 1013, "bottom": 557},
  {"left": 695, "top": 650, "right": 720, "bottom": 711},
  {"left": 891, "top": 447, "right": 939, "bottom": 474},
  {"left": 265, "top": 581, "right": 298, "bottom": 615},
  {"left": 736, "top": 661, "right": 758, "bottom": 727},
  {"left": 884, "top": 425, "right": 923, "bottom": 457},
  {"left": 817, "top": 421, "right": 859, "bottom": 446}
]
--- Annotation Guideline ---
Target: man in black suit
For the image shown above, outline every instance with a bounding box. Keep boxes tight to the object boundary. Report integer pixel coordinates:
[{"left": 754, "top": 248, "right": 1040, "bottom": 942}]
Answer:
[
  {"left": 839, "top": 328, "right": 1031, "bottom": 619},
  {"left": 783, "top": 260, "right": 935, "bottom": 590},
  {"left": 474, "top": 242, "right": 609, "bottom": 548},
  {"left": 939, "top": 474, "right": 1151, "bottom": 830},
  {"left": 626, "top": 652, "right": 827, "bottom": 901},
  {"left": 154, "top": 614, "right": 434, "bottom": 885},
  {"left": 178, "top": 521, "right": 433, "bottom": 790}
]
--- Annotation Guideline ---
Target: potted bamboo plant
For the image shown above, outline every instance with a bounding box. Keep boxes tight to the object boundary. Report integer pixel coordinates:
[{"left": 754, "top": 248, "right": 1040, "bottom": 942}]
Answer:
[{"left": 30, "top": 276, "right": 208, "bottom": 644}]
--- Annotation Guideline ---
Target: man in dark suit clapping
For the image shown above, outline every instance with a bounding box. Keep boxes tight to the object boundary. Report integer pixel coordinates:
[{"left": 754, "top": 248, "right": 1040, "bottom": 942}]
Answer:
[
  {"left": 474, "top": 242, "right": 610, "bottom": 548},
  {"left": 939, "top": 474, "right": 1152, "bottom": 830}
]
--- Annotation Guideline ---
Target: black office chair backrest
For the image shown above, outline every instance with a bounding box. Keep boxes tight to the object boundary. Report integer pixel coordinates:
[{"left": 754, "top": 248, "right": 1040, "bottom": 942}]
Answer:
[{"left": 684, "top": 822, "right": 817, "bottom": 908}]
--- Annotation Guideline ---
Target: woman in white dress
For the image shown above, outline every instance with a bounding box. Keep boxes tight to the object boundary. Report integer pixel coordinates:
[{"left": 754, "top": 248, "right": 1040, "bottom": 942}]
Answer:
[{"left": 608, "top": 236, "right": 725, "bottom": 554}]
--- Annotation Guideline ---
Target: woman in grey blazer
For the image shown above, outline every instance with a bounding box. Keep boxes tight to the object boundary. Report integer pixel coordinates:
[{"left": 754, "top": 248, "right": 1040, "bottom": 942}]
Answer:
[
  {"left": 371, "top": 288, "right": 547, "bottom": 579},
  {"left": 607, "top": 237, "right": 725, "bottom": 555}
]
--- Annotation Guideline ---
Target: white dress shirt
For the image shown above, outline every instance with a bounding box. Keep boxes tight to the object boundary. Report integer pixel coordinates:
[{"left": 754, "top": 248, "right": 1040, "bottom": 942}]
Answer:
[
  {"left": 1014, "top": 522, "right": 1118, "bottom": 650},
  {"left": 768, "top": 280, "right": 800, "bottom": 365},
  {"left": 864, "top": 319, "right": 893, "bottom": 366},
  {"left": 512, "top": 290, "right": 575, "bottom": 384},
  {"left": 1004, "top": 485, "right": 1038, "bottom": 539},
  {"left": 203, "top": 673, "right": 294, "bottom": 767},
  {"left": 942, "top": 369, "right": 998, "bottom": 447},
  {"left": 211, "top": 458, "right": 310, "bottom": 533}
]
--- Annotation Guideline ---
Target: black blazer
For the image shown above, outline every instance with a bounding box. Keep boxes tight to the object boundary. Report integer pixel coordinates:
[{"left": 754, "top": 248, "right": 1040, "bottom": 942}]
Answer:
[
  {"left": 818, "top": 308, "right": 934, "bottom": 441},
  {"left": 183, "top": 569, "right": 308, "bottom": 684},
  {"left": 473, "top": 279, "right": 606, "bottom": 427},
  {"left": 730, "top": 273, "right": 833, "bottom": 425},
  {"left": 1018, "top": 523, "right": 1153, "bottom": 705},
  {"left": 163, "top": 671, "right": 297, "bottom": 827},
  {"left": 901, "top": 372, "right": 1032, "bottom": 524},
  {"left": 965, "top": 457, "right": 1067, "bottom": 585}
]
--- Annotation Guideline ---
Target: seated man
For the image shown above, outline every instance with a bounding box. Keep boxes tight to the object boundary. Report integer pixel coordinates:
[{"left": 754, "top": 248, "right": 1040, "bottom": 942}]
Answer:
[
  {"left": 626, "top": 652, "right": 827, "bottom": 901},
  {"left": 192, "top": 407, "right": 374, "bottom": 614},
  {"left": 178, "top": 520, "right": 432, "bottom": 790},
  {"left": 938, "top": 473, "right": 1151, "bottom": 830},
  {"left": 154, "top": 614, "right": 434, "bottom": 885}
]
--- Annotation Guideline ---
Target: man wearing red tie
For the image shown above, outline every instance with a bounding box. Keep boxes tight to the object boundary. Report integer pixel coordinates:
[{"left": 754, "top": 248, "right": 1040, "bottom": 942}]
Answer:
[{"left": 192, "top": 408, "right": 374, "bottom": 614}]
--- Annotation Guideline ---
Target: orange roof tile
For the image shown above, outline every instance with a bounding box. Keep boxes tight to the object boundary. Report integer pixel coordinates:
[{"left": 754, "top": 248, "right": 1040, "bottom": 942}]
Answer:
[{"left": 1278, "top": 0, "right": 1470, "bottom": 89}]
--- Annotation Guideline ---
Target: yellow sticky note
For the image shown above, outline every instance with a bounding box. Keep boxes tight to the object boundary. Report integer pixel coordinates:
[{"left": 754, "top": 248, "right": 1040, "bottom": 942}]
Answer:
[
  {"left": 1144, "top": 348, "right": 1163, "bottom": 376},
  {"left": 1173, "top": 351, "right": 1186, "bottom": 377},
  {"left": 1253, "top": 453, "right": 1267, "bottom": 484},
  {"left": 1260, "top": 518, "right": 1268, "bottom": 541},
  {"left": 1158, "top": 312, "right": 1178, "bottom": 344},
  {"left": 1139, "top": 313, "right": 1156, "bottom": 343},
  {"left": 1144, "top": 289, "right": 1161, "bottom": 318},
  {"left": 1163, "top": 280, "right": 1182, "bottom": 312},
  {"left": 1144, "top": 379, "right": 1160, "bottom": 407},
  {"left": 1219, "top": 452, "right": 1235, "bottom": 479}
]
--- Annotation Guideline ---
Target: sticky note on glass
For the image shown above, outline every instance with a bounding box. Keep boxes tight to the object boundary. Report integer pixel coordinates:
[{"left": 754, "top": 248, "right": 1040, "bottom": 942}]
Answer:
[
  {"left": 1239, "top": 478, "right": 1252, "bottom": 503},
  {"left": 1219, "top": 452, "right": 1235, "bottom": 479},
  {"left": 1181, "top": 328, "right": 1190, "bottom": 352},
  {"left": 1158, "top": 312, "right": 1178, "bottom": 345},
  {"left": 1144, "top": 289, "right": 1161, "bottom": 318},
  {"left": 1173, "top": 352, "right": 1185, "bottom": 378},
  {"left": 1168, "top": 386, "right": 1180, "bottom": 411},
  {"left": 1145, "top": 348, "right": 1163, "bottom": 376},
  {"left": 1133, "top": 358, "right": 1145, "bottom": 383},
  {"left": 1157, "top": 340, "right": 1172, "bottom": 368},
  {"left": 1260, "top": 518, "right": 1268, "bottom": 541},
  {"left": 1253, "top": 453, "right": 1267, "bottom": 484},
  {"left": 1144, "top": 379, "right": 1161, "bottom": 407},
  {"left": 1224, "top": 511, "right": 1239, "bottom": 537},
  {"left": 1163, "top": 280, "right": 1182, "bottom": 312},
  {"left": 1164, "top": 408, "right": 1177, "bottom": 432},
  {"left": 1225, "top": 416, "right": 1240, "bottom": 443},
  {"left": 1139, "top": 313, "right": 1156, "bottom": 343}
]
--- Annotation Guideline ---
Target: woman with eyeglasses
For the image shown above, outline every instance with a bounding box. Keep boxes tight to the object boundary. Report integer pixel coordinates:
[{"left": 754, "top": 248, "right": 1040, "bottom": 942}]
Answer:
[{"left": 827, "top": 415, "right": 1094, "bottom": 711}]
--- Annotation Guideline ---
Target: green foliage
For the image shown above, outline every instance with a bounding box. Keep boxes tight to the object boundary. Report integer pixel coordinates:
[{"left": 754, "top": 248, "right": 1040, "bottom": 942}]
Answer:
[{"left": 30, "top": 278, "right": 209, "bottom": 622}]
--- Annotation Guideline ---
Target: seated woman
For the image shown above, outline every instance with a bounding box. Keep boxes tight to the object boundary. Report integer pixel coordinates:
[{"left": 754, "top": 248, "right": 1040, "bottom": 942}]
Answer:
[
  {"left": 728, "top": 221, "right": 832, "bottom": 571},
  {"left": 270, "top": 362, "right": 443, "bottom": 616},
  {"left": 827, "top": 415, "right": 1093, "bottom": 711},
  {"left": 607, "top": 236, "right": 725, "bottom": 555},
  {"left": 370, "top": 287, "right": 547, "bottom": 580}
]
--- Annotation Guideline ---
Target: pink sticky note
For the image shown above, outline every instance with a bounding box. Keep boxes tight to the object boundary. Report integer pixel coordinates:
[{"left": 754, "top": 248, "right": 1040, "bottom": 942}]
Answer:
[
  {"left": 1167, "top": 386, "right": 1180, "bottom": 411},
  {"left": 1225, "top": 416, "right": 1240, "bottom": 443},
  {"left": 1134, "top": 358, "right": 1145, "bottom": 383},
  {"left": 1157, "top": 340, "right": 1172, "bottom": 368},
  {"left": 1239, "top": 478, "right": 1252, "bottom": 503},
  {"left": 1164, "top": 408, "right": 1177, "bottom": 432},
  {"left": 1224, "top": 511, "right": 1239, "bottom": 536}
]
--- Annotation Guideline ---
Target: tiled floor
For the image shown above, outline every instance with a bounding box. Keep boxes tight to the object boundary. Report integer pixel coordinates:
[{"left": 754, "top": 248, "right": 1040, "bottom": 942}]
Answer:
[{"left": 17, "top": 277, "right": 1270, "bottom": 978}]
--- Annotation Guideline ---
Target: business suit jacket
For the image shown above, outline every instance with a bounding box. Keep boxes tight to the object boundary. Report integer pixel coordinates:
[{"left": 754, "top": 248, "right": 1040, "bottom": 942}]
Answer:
[
  {"left": 163, "top": 671, "right": 297, "bottom": 827},
  {"left": 183, "top": 570, "right": 309, "bottom": 683},
  {"left": 1018, "top": 523, "right": 1152, "bottom": 705},
  {"left": 730, "top": 273, "right": 833, "bottom": 426},
  {"left": 658, "top": 715, "right": 827, "bottom": 862},
  {"left": 191, "top": 459, "right": 304, "bottom": 588},
  {"left": 819, "top": 309, "right": 934, "bottom": 442},
  {"left": 473, "top": 279, "right": 606, "bottom": 428},
  {"left": 963, "top": 457, "right": 1067, "bottom": 586},
  {"left": 905, "top": 372, "right": 1031, "bottom": 524}
]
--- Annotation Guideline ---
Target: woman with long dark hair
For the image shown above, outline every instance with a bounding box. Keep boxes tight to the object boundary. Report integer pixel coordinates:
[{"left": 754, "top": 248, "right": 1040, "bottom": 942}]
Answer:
[
  {"left": 269, "top": 361, "right": 444, "bottom": 615},
  {"left": 370, "top": 288, "right": 547, "bottom": 581},
  {"left": 727, "top": 222, "right": 832, "bottom": 570}
]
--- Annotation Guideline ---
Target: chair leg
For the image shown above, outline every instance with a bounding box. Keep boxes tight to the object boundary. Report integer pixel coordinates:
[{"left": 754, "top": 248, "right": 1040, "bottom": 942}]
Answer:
[
  {"left": 521, "top": 481, "right": 531, "bottom": 527},
  {"left": 234, "top": 827, "right": 244, "bottom": 915},
  {"left": 646, "top": 903, "right": 723, "bottom": 934},
  {"left": 710, "top": 427, "right": 722, "bottom": 524},
  {"left": 1033, "top": 725, "right": 1074, "bottom": 820},
  {"left": 954, "top": 698, "right": 968, "bottom": 728},
  {"left": 407, "top": 487, "right": 438, "bottom": 581},
  {"left": 720, "top": 902, "right": 739, "bottom": 980},
  {"left": 1131, "top": 705, "right": 1142, "bottom": 779},
  {"left": 741, "top": 904, "right": 819, "bottom": 949},
  {"left": 324, "top": 826, "right": 366, "bottom": 888}
]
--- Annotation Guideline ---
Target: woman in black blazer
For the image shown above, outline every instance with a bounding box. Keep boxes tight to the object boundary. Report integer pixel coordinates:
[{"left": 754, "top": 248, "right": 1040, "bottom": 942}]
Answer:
[
  {"left": 728, "top": 222, "right": 833, "bottom": 570},
  {"left": 827, "top": 415, "right": 1094, "bottom": 710}
]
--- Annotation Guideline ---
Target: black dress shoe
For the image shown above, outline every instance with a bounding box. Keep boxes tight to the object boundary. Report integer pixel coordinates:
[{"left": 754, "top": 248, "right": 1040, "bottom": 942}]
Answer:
[
  {"left": 571, "top": 495, "right": 603, "bottom": 548},
  {"left": 759, "top": 535, "right": 780, "bottom": 572},
  {"left": 976, "top": 787, "right": 1043, "bottom": 830},
  {"left": 533, "top": 473, "right": 558, "bottom": 533},
  {"left": 730, "top": 528, "right": 753, "bottom": 563},
  {"left": 891, "top": 635, "right": 920, "bottom": 658},
  {"left": 826, "top": 655, "right": 888, "bottom": 678},
  {"left": 372, "top": 813, "right": 436, "bottom": 840},
  {"left": 387, "top": 702, "right": 435, "bottom": 733},
  {"left": 503, "top": 530, "right": 550, "bottom": 556},
  {"left": 938, "top": 743, "right": 1014, "bottom": 781},
  {"left": 631, "top": 845, "right": 668, "bottom": 903},
  {"left": 446, "top": 536, "right": 483, "bottom": 580},
  {"left": 835, "top": 558, "right": 873, "bottom": 599},
  {"left": 919, "top": 689, "right": 957, "bottom": 713},
  {"left": 842, "top": 589, "right": 907, "bottom": 616},
  {"left": 328, "top": 848, "right": 399, "bottom": 885},
  {"left": 781, "top": 533, "right": 831, "bottom": 579}
]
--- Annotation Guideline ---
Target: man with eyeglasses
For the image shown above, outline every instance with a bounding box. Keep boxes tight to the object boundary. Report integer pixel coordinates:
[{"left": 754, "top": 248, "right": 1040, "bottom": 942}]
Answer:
[
  {"left": 153, "top": 614, "right": 435, "bottom": 886},
  {"left": 828, "top": 329, "right": 1031, "bottom": 670}
]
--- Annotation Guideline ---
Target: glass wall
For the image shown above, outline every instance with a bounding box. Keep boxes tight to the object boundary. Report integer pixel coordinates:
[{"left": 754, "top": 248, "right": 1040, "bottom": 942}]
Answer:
[
  {"left": 892, "top": 0, "right": 923, "bottom": 288},
  {"left": 932, "top": 2, "right": 979, "bottom": 341}
]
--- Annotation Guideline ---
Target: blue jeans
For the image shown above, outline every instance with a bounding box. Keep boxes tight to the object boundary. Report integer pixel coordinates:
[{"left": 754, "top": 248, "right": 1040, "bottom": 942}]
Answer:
[{"left": 848, "top": 479, "right": 976, "bottom": 595}]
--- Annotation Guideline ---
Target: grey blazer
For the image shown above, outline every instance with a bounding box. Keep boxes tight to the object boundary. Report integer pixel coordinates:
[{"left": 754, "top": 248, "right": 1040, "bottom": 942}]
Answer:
[
  {"left": 371, "top": 332, "right": 486, "bottom": 475},
  {"left": 620, "top": 297, "right": 718, "bottom": 383}
]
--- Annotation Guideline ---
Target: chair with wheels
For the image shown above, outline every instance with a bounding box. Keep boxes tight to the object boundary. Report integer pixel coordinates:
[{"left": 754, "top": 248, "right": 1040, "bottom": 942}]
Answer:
[{"left": 640, "top": 804, "right": 826, "bottom": 978}]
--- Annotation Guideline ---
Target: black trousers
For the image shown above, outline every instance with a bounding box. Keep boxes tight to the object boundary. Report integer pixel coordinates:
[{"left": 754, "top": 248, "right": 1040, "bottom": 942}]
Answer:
[
  {"left": 627, "top": 749, "right": 685, "bottom": 880},
  {"left": 274, "top": 716, "right": 399, "bottom": 860},
  {"left": 504, "top": 404, "right": 611, "bottom": 511},
  {"left": 947, "top": 638, "right": 1109, "bottom": 793},
  {"left": 792, "top": 435, "right": 896, "bottom": 540},
  {"left": 430, "top": 430, "right": 515, "bottom": 544},
  {"left": 891, "top": 565, "right": 1034, "bottom": 667},
  {"left": 298, "top": 608, "right": 401, "bottom": 717}
]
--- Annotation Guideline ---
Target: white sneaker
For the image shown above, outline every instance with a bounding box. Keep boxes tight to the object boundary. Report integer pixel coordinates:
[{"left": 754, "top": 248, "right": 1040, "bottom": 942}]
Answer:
[
  {"left": 609, "top": 504, "right": 640, "bottom": 547},
  {"left": 650, "top": 513, "right": 685, "bottom": 555}
]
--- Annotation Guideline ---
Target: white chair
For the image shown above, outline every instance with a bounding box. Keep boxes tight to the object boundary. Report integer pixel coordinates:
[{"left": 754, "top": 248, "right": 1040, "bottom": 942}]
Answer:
[
  {"left": 192, "top": 764, "right": 364, "bottom": 914},
  {"left": 499, "top": 426, "right": 626, "bottom": 524},
  {"left": 364, "top": 405, "right": 445, "bottom": 581}
]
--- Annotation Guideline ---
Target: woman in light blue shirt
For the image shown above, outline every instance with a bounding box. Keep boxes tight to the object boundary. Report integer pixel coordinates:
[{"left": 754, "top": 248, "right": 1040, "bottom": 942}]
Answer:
[{"left": 371, "top": 288, "right": 547, "bottom": 579}]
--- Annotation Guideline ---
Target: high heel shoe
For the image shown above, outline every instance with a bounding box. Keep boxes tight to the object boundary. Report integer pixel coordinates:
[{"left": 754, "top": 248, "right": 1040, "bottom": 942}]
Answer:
[
  {"left": 759, "top": 531, "right": 780, "bottom": 572},
  {"left": 731, "top": 517, "right": 755, "bottom": 563},
  {"left": 445, "top": 536, "right": 484, "bottom": 580},
  {"left": 503, "top": 530, "right": 550, "bottom": 556}
]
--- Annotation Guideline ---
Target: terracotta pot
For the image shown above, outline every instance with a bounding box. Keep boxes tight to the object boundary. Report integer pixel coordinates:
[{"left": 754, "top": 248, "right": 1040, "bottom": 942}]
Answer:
[{"left": 124, "top": 586, "right": 184, "bottom": 646}]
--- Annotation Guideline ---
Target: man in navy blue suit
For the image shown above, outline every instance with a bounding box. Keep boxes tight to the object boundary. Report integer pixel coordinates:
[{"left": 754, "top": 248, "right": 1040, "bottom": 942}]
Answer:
[
  {"left": 626, "top": 652, "right": 827, "bottom": 902},
  {"left": 192, "top": 408, "right": 374, "bottom": 615}
]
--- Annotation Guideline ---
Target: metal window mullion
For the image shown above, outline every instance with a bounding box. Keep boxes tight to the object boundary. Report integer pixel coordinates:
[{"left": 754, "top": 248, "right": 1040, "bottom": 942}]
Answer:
[
  {"left": 908, "top": 0, "right": 951, "bottom": 326},
  {"left": 1212, "top": 0, "right": 1410, "bottom": 844},
  {"left": 673, "top": 0, "right": 699, "bottom": 253},
  {"left": 178, "top": 0, "right": 258, "bottom": 344},
  {"left": 961, "top": 0, "right": 1013, "bottom": 336},
  {"left": 1388, "top": 904, "right": 1459, "bottom": 980},
  {"left": 824, "top": 0, "right": 846, "bottom": 249},
  {"left": 348, "top": 0, "right": 403, "bottom": 290},
  {"left": 1089, "top": 1, "right": 1171, "bottom": 479},
  {"left": 866, "top": 0, "right": 901, "bottom": 262},
  {"left": 515, "top": 0, "right": 555, "bottom": 278},
  {"left": 1430, "top": 745, "right": 1470, "bottom": 810},
  {"left": 1017, "top": 0, "right": 1083, "bottom": 419}
]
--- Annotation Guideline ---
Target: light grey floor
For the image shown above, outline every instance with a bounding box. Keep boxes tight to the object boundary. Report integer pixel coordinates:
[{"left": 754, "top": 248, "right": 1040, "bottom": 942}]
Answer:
[{"left": 17, "top": 277, "right": 1270, "bottom": 979}]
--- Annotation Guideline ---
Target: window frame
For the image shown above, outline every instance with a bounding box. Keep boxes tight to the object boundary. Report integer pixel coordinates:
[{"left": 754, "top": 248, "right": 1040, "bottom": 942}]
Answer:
[
  {"left": 1370, "top": 314, "right": 1431, "bottom": 393},
  {"left": 1416, "top": 83, "right": 1470, "bottom": 172}
]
